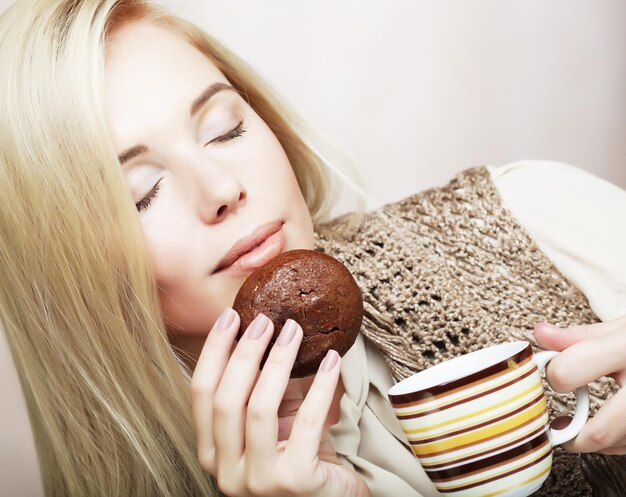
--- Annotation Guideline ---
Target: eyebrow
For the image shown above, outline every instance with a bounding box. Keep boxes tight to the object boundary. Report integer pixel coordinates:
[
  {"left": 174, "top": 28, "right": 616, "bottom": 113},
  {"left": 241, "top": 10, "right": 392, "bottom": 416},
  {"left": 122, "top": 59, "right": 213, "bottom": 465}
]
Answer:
[
  {"left": 117, "top": 82, "right": 237, "bottom": 166},
  {"left": 190, "top": 82, "right": 236, "bottom": 117}
]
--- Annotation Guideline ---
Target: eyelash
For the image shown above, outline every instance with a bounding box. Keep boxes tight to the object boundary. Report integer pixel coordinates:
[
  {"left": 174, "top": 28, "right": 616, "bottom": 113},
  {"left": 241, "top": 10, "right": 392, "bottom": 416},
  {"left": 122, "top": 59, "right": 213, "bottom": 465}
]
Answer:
[
  {"left": 206, "top": 120, "right": 247, "bottom": 146},
  {"left": 135, "top": 121, "right": 247, "bottom": 212},
  {"left": 135, "top": 177, "right": 163, "bottom": 212}
]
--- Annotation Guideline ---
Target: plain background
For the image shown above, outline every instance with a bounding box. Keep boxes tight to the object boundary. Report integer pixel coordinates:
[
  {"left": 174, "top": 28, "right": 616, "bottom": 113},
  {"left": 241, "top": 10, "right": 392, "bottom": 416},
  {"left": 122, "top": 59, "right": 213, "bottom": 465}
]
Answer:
[
  {"left": 148, "top": 0, "right": 626, "bottom": 216},
  {"left": 1, "top": 0, "right": 624, "bottom": 209},
  {"left": 0, "top": 2, "right": 624, "bottom": 495}
]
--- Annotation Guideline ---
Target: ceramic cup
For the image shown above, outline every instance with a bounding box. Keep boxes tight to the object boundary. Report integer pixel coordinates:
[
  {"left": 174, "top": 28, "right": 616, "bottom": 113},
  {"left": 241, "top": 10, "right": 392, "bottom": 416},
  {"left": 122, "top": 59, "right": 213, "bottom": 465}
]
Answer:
[{"left": 387, "top": 341, "right": 590, "bottom": 497}]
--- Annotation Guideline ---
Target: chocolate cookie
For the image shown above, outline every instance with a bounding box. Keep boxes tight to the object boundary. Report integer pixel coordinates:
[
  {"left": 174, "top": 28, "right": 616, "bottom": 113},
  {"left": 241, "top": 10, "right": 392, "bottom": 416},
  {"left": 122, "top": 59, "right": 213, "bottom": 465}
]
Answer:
[{"left": 233, "top": 249, "right": 363, "bottom": 377}]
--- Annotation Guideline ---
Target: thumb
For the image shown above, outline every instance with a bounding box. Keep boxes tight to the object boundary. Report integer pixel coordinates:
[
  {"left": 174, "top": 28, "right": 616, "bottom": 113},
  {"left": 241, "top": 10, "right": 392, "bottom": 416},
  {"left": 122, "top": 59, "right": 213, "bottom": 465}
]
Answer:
[{"left": 533, "top": 315, "right": 626, "bottom": 351}]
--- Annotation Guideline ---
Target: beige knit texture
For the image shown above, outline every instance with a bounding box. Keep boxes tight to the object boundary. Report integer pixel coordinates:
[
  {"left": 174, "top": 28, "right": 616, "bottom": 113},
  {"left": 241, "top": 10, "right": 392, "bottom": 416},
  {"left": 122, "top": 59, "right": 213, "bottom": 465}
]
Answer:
[{"left": 314, "top": 166, "right": 624, "bottom": 496}]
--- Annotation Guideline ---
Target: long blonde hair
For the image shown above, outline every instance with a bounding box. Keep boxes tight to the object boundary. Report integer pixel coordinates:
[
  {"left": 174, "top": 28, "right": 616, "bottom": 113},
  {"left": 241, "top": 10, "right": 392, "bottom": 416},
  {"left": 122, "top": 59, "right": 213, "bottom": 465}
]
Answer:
[{"left": 0, "top": 1, "right": 364, "bottom": 495}]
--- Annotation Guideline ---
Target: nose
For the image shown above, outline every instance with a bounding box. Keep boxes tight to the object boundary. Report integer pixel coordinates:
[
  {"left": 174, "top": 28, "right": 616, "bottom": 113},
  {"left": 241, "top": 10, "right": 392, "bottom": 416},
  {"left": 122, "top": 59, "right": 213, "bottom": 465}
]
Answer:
[{"left": 195, "top": 163, "right": 247, "bottom": 224}]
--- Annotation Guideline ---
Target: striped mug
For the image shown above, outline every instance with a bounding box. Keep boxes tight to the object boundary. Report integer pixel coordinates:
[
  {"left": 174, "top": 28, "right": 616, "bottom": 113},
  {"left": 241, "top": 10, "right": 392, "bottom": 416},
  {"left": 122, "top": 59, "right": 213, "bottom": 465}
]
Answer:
[{"left": 388, "top": 341, "right": 590, "bottom": 497}]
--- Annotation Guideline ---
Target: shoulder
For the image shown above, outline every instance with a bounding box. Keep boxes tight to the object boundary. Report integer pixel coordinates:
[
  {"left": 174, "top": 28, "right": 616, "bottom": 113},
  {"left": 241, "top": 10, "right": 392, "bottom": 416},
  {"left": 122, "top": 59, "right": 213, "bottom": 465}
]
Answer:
[
  {"left": 486, "top": 160, "right": 626, "bottom": 320},
  {"left": 487, "top": 160, "right": 625, "bottom": 204},
  {"left": 486, "top": 159, "right": 626, "bottom": 236}
]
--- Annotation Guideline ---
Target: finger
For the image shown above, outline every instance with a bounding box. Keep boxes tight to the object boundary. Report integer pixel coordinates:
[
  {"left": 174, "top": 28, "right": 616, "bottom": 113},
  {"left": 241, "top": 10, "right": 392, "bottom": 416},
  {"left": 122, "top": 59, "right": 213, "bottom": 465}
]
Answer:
[
  {"left": 190, "top": 307, "right": 240, "bottom": 472},
  {"left": 561, "top": 389, "right": 626, "bottom": 453},
  {"left": 596, "top": 445, "right": 626, "bottom": 455},
  {"left": 213, "top": 314, "right": 274, "bottom": 471},
  {"left": 608, "top": 433, "right": 626, "bottom": 450},
  {"left": 543, "top": 331, "right": 626, "bottom": 392},
  {"left": 534, "top": 315, "right": 626, "bottom": 351},
  {"left": 284, "top": 349, "right": 341, "bottom": 463},
  {"left": 612, "top": 370, "right": 625, "bottom": 388},
  {"left": 245, "top": 320, "right": 303, "bottom": 465}
]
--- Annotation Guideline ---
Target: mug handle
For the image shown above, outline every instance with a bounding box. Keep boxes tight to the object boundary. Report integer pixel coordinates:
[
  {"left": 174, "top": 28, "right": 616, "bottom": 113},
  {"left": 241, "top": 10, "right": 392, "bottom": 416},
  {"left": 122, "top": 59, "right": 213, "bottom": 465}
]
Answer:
[{"left": 534, "top": 350, "right": 590, "bottom": 446}]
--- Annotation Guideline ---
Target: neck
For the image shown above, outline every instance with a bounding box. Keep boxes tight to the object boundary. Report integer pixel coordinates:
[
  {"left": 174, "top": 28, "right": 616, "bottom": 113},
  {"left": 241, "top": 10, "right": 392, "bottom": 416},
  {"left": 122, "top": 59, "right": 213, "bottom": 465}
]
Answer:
[{"left": 168, "top": 334, "right": 205, "bottom": 371}]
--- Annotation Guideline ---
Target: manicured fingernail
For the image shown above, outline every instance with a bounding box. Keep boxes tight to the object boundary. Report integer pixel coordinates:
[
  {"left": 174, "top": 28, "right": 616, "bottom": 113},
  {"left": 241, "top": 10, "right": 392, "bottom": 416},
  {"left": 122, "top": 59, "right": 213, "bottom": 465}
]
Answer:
[
  {"left": 276, "top": 319, "right": 298, "bottom": 346},
  {"left": 320, "top": 349, "right": 339, "bottom": 371},
  {"left": 215, "top": 308, "right": 236, "bottom": 330},
  {"left": 540, "top": 321, "right": 561, "bottom": 330},
  {"left": 247, "top": 314, "right": 270, "bottom": 339}
]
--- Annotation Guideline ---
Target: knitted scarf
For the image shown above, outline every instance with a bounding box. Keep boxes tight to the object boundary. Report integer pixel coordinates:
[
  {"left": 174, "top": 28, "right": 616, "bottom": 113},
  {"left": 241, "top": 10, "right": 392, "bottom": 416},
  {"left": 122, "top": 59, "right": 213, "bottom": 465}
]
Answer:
[{"left": 313, "top": 166, "right": 625, "bottom": 497}]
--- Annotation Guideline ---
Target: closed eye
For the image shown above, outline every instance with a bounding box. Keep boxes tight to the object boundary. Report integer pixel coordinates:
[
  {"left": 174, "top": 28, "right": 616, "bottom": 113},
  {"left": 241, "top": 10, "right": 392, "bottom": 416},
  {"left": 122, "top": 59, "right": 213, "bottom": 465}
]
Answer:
[
  {"left": 205, "top": 120, "right": 246, "bottom": 146},
  {"left": 136, "top": 177, "right": 163, "bottom": 212}
]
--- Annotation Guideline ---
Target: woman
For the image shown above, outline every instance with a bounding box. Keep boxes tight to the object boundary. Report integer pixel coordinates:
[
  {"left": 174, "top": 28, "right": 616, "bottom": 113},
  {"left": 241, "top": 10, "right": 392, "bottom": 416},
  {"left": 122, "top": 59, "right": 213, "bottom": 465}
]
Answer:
[{"left": 0, "top": 1, "right": 624, "bottom": 496}]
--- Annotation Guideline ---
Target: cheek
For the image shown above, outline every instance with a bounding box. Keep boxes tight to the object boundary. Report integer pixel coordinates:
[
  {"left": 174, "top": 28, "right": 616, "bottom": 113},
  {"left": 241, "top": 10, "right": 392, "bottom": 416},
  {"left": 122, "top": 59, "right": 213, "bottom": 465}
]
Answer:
[
  {"left": 243, "top": 122, "right": 302, "bottom": 196},
  {"left": 244, "top": 121, "right": 314, "bottom": 240},
  {"left": 141, "top": 212, "right": 196, "bottom": 291}
]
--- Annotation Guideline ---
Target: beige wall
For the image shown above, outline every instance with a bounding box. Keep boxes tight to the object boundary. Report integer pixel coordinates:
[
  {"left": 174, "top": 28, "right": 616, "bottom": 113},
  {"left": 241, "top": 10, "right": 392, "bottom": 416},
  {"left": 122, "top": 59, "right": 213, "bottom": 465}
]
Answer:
[{"left": 156, "top": 0, "right": 625, "bottom": 215}]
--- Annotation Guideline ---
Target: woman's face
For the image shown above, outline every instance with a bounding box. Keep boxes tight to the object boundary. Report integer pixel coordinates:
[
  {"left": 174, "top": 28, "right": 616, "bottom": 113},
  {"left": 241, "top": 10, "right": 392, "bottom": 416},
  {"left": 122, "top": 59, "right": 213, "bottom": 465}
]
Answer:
[{"left": 104, "top": 21, "right": 314, "bottom": 355}]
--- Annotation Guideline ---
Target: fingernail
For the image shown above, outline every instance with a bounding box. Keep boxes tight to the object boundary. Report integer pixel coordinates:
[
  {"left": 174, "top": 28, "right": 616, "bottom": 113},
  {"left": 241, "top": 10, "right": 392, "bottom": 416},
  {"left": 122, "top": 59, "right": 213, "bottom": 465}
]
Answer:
[
  {"left": 320, "top": 349, "right": 339, "bottom": 371},
  {"left": 540, "top": 321, "right": 561, "bottom": 330},
  {"left": 276, "top": 319, "right": 298, "bottom": 346},
  {"left": 247, "top": 314, "right": 270, "bottom": 339},
  {"left": 215, "top": 308, "right": 236, "bottom": 331}
]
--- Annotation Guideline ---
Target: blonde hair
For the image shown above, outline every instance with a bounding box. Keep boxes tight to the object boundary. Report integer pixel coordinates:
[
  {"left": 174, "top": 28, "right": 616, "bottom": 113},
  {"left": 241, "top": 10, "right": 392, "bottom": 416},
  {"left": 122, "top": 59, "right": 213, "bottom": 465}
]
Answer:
[{"left": 0, "top": 1, "right": 365, "bottom": 496}]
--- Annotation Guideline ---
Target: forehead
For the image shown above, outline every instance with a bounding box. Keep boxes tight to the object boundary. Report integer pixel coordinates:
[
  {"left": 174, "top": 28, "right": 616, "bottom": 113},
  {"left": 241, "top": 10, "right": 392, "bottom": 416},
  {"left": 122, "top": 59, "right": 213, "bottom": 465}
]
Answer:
[{"left": 104, "top": 21, "right": 230, "bottom": 148}]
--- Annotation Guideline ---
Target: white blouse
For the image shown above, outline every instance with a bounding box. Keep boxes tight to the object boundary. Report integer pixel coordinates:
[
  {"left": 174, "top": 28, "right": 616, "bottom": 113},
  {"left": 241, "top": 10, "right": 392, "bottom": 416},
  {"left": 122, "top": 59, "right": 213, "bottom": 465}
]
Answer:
[{"left": 327, "top": 160, "right": 626, "bottom": 497}]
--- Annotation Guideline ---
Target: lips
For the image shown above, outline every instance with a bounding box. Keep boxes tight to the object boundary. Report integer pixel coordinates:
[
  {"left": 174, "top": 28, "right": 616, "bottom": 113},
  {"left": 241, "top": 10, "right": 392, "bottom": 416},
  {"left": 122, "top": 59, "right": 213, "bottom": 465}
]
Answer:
[{"left": 212, "top": 220, "right": 285, "bottom": 275}]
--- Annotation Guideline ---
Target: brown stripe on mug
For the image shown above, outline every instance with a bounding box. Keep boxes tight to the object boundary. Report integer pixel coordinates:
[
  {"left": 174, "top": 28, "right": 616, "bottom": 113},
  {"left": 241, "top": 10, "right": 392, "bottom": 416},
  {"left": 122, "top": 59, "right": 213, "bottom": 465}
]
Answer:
[
  {"left": 437, "top": 448, "right": 551, "bottom": 494},
  {"left": 397, "top": 366, "right": 537, "bottom": 420},
  {"left": 420, "top": 424, "right": 548, "bottom": 469},
  {"left": 389, "top": 345, "right": 533, "bottom": 406},
  {"left": 427, "top": 431, "right": 550, "bottom": 482},
  {"left": 410, "top": 392, "right": 545, "bottom": 445},
  {"left": 411, "top": 408, "right": 548, "bottom": 457}
]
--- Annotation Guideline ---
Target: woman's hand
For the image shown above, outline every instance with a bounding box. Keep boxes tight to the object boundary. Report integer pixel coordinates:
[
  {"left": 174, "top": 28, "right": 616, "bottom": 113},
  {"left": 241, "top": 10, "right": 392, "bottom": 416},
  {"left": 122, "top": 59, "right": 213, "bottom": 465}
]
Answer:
[
  {"left": 533, "top": 315, "right": 626, "bottom": 455},
  {"left": 190, "top": 308, "right": 371, "bottom": 497}
]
